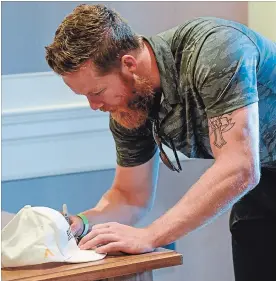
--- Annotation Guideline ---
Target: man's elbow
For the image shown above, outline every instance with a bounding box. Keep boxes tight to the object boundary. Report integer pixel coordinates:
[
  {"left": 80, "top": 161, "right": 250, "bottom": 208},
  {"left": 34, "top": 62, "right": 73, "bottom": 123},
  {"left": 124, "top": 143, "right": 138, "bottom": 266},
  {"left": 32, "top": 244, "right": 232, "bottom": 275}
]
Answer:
[
  {"left": 137, "top": 196, "right": 155, "bottom": 216},
  {"left": 135, "top": 186, "right": 157, "bottom": 213},
  {"left": 128, "top": 192, "right": 156, "bottom": 223},
  {"left": 241, "top": 160, "right": 261, "bottom": 191},
  {"left": 136, "top": 192, "right": 157, "bottom": 223}
]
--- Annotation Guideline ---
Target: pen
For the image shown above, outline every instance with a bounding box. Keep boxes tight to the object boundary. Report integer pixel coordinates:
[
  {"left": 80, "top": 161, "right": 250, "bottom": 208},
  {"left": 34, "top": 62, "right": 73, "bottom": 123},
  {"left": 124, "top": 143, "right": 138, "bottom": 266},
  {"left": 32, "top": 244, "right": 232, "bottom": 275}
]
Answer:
[
  {"left": 62, "top": 203, "right": 70, "bottom": 225},
  {"left": 63, "top": 204, "right": 80, "bottom": 244}
]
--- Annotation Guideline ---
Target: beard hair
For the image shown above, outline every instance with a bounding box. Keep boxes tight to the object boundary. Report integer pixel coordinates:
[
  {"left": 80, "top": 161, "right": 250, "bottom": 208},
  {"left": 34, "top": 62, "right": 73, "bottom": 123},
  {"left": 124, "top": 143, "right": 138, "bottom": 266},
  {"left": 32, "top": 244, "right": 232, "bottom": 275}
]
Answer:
[
  {"left": 111, "top": 109, "right": 148, "bottom": 130},
  {"left": 111, "top": 75, "right": 155, "bottom": 130}
]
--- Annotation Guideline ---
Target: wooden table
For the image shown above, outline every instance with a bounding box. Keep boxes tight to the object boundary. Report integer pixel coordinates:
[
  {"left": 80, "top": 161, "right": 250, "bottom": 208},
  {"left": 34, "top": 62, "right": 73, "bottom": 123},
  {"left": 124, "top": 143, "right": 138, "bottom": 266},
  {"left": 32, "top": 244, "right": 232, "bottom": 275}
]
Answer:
[{"left": 2, "top": 248, "right": 183, "bottom": 281}]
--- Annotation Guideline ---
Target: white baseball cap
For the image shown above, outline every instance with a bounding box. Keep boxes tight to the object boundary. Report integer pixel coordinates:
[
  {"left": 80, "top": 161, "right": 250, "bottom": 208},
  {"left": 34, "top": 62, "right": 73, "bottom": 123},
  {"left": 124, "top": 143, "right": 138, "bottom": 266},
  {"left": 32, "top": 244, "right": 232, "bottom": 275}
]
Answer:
[{"left": 1, "top": 205, "right": 106, "bottom": 268}]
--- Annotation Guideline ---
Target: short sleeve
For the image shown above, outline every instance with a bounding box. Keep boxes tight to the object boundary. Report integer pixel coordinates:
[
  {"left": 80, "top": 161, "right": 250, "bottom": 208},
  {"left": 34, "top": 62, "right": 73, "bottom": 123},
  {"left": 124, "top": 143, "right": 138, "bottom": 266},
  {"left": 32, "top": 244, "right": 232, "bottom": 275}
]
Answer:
[
  {"left": 109, "top": 116, "right": 157, "bottom": 167},
  {"left": 193, "top": 26, "right": 260, "bottom": 118}
]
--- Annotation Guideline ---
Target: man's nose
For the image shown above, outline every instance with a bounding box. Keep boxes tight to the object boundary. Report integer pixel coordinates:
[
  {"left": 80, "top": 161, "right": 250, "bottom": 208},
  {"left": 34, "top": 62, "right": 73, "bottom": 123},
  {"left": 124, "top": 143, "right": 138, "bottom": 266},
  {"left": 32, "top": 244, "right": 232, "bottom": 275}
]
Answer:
[{"left": 88, "top": 99, "right": 104, "bottom": 110}]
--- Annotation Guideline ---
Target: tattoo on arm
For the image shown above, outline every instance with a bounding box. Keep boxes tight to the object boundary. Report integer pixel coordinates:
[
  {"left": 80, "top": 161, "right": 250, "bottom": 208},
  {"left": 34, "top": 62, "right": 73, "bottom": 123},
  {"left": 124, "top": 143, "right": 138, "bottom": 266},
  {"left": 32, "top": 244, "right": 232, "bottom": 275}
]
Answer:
[{"left": 208, "top": 113, "right": 236, "bottom": 149}]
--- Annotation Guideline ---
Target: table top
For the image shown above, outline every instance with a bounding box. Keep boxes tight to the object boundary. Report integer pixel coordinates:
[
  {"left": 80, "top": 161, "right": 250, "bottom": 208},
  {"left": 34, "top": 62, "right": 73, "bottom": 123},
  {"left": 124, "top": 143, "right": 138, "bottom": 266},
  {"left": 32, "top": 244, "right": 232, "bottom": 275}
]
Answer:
[{"left": 2, "top": 248, "right": 183, "bottom": 281}]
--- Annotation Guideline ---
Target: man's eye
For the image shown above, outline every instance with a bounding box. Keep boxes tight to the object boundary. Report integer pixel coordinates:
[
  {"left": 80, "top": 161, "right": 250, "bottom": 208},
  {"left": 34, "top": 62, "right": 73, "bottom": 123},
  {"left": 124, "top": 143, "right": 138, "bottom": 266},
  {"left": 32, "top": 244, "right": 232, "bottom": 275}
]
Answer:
[{"left": 91, "top": 89, "right": 105, "bottom": 97}]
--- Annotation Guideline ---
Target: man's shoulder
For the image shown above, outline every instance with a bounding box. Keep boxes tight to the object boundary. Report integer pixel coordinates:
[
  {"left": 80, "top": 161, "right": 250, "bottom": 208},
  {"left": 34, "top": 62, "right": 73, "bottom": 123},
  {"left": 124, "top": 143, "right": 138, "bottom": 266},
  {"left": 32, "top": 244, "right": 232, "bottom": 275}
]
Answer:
[
  {"left": 154, "top": 17, "right": 228, "bottom": 50},
  {"left": 155, "top": 17, "right": 251, "bottom": 48},
  {"left": 155, "top": 17, "right": 206, "bottom": 43}
]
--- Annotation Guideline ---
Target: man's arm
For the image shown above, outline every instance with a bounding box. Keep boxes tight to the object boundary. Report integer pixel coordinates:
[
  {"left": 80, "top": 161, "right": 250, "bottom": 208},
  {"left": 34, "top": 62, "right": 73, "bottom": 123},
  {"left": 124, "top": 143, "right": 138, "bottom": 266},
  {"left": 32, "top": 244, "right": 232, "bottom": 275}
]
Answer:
[
  {"left": 81, "top": 152, "right": 159, "bottom": 230},
  {"left": 147, "top": 102, "right": 260, "bottom": 248}
]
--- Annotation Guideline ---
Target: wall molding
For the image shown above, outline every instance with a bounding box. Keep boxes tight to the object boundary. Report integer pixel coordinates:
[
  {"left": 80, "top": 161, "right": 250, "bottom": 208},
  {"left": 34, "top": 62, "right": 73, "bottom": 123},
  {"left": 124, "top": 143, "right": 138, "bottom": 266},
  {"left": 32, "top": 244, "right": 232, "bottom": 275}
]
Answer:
[
  {"left": 2, "top": 103, "right": 117, "bottom": 182},
  {"left": 2, "top": 71, "right": 187, "bottom": 182},
  {"left": 2, "top": 72, "right": 117, "bottom": 181}
]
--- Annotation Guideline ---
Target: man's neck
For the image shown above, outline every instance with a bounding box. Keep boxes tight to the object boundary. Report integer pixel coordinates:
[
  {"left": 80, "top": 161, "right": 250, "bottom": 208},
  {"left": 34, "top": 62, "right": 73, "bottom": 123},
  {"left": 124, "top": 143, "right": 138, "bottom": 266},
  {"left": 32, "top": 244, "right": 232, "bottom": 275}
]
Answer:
[{"left": 137, "top": 40, "right": 161, "bottom": 91}]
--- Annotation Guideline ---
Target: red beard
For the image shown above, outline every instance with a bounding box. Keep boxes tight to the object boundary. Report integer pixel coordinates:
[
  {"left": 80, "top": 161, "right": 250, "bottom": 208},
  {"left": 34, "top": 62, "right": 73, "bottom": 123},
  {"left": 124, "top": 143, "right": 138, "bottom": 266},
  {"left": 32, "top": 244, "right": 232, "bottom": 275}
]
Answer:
[{"left": 110, "top": 75, "right": 155, "bottom": 130}]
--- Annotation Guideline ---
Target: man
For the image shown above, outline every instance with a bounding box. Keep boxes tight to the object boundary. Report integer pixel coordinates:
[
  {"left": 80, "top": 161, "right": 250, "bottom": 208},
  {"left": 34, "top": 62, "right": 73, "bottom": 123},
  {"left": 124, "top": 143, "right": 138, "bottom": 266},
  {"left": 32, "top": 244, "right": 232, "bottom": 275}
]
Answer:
[{"left": 45, "top": 4, "right": 276, "bottom": 281}]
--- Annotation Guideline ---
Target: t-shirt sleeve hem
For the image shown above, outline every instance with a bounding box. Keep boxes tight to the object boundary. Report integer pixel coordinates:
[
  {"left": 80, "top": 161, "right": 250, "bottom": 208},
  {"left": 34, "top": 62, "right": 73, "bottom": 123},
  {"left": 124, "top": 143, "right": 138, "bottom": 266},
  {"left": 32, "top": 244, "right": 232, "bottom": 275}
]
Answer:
[
  {"left": 206, "top": 97, "right": 259, "bottom": 118},
  {"left": 116, "top": 146, "right": 158, "bottom": 168}
]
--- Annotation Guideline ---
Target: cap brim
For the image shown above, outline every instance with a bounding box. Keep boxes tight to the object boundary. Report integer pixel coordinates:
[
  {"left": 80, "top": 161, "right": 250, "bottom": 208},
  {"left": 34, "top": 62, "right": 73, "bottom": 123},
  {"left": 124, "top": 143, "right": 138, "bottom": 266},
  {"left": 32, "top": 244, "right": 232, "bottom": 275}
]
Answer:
[{"left": 65, "top": 249, "right": 106, "bottom": 263}]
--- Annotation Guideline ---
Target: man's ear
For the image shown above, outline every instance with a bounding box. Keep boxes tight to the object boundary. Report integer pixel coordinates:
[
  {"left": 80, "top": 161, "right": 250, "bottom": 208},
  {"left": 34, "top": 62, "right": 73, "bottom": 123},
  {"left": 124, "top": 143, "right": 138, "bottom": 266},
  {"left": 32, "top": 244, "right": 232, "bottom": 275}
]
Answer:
[{"left": 121, "top": 55, "right": 137, "bottom": 75}]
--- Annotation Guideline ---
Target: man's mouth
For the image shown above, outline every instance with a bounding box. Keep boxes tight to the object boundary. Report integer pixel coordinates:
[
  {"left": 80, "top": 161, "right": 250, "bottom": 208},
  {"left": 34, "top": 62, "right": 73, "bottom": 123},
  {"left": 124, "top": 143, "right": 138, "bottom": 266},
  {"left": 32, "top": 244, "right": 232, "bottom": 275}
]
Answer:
[{"left": 99, "top": 107, "right": 115, "bottom": 113}]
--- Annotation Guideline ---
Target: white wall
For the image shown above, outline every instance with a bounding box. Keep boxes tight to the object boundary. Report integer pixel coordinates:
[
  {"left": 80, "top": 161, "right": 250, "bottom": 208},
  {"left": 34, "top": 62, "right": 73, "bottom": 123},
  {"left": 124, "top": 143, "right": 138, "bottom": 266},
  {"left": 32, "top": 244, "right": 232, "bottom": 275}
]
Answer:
[
  {"left": 2, "top": 1, "right": 248, "bottom": 75},
  {"left": 248, "top": 2, "right": 276, "bottom": 41},
  {"left": 2, "top": 73, "right": 115, "bottom": 181}
]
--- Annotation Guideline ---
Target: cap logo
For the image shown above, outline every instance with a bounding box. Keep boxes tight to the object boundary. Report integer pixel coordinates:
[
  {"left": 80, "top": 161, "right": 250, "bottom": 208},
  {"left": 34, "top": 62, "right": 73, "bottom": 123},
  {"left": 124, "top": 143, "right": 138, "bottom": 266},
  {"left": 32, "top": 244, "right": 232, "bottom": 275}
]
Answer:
[
  {"left": 67, "top": 227, "right": 74, "bottom": 241},
  {"left": 44, "top": 248, "right": 54, "bottom": 258}
]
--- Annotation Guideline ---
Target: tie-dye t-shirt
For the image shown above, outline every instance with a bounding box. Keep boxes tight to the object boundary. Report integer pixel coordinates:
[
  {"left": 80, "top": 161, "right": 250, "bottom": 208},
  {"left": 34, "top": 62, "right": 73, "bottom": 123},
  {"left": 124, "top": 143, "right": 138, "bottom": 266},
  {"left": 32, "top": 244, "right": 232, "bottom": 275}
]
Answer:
[{"left": 110, "top": 17, "right": 276, "bottom": 169}]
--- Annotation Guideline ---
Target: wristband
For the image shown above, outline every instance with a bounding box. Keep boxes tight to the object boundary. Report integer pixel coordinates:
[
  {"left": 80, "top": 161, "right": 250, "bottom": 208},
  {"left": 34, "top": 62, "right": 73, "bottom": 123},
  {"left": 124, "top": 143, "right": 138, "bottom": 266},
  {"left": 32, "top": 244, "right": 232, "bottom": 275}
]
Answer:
[{"left": 76, "top": 213, "right": 89, "bottom": 238}]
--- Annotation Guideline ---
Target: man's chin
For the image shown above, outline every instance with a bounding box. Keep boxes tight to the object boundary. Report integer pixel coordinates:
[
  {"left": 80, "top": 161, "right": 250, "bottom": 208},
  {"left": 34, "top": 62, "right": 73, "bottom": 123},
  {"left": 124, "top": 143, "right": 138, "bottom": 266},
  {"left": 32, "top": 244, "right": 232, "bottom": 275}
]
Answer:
[{"left": 111, "top": 111, "right": 147, "bottom": 130}]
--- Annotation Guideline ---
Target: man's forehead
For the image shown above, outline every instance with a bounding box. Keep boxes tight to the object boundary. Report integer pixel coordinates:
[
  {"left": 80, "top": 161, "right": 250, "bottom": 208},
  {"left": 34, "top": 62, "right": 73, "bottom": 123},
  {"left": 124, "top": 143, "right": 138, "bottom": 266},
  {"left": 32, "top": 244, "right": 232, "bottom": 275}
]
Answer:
[{"left": 62, "top": 69, "right": 106, "bottom": 94}]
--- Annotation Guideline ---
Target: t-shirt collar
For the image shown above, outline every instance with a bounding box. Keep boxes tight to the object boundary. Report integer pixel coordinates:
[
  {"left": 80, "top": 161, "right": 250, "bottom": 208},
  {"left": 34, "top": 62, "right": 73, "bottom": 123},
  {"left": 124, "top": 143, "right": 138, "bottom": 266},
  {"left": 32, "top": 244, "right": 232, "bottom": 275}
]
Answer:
[{"left": 142, "top": 35, "right": 181, "bottom": 105}]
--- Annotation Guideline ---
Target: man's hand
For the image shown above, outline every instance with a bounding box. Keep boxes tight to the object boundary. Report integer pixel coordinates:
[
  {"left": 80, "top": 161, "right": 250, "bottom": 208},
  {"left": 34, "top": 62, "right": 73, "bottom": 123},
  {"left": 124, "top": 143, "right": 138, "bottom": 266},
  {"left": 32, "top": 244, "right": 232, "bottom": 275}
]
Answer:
[
  {"left": 60, "top": 209, "right": 84, "bottom": 237},
  {"left": 78, "top": 222, "right": 155, "bottom": 254},
  {"left": 69, "top": 215, "right": 84, "bottom": 237}
]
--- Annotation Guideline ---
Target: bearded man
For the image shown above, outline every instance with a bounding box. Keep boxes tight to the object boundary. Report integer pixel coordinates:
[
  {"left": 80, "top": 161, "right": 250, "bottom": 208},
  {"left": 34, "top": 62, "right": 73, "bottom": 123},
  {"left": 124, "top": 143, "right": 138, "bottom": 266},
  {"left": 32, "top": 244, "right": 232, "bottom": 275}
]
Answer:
[{"left": 45, "top": 4, "right": 276, "bottom": 281}]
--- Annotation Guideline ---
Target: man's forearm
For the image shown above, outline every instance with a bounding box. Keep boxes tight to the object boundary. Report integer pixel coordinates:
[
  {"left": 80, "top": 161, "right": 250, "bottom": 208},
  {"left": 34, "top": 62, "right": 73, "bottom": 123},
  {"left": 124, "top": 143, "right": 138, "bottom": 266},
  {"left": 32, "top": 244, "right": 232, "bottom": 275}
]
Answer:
[
  {"left": 81, "top": 187, "right": 147, "bottom": 230},
  {"left": 147, "top": 158, "right": 260, "bottom": 248}
]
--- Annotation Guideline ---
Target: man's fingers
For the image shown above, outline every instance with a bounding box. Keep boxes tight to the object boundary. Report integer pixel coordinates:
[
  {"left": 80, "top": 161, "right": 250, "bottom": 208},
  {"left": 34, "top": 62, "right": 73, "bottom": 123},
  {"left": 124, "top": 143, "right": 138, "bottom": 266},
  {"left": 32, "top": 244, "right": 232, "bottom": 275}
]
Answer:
[
  {"left": 78, "top": 235, "right": 90, "bottom": 247},
  {"left": 92, "top": 223, "right": 112, "bottom": 230},
  {"left": 78, "top": 228, "right": 114, "bottom": 246},
  {"left": 78, "top": 227, "right": 113, "bottom": 246},
  {"left": 95, "top": 242, "right": 124, "bottom": 254},
  {"left": 79, "top": 234, "right": 118, "bottom": 250}
]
